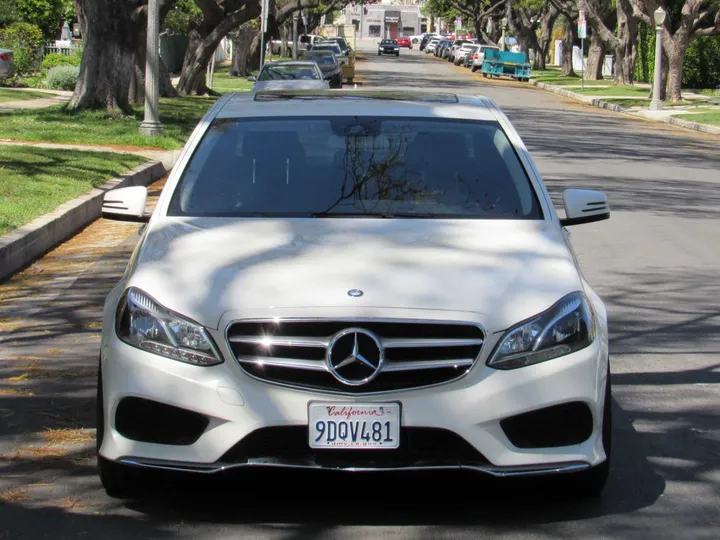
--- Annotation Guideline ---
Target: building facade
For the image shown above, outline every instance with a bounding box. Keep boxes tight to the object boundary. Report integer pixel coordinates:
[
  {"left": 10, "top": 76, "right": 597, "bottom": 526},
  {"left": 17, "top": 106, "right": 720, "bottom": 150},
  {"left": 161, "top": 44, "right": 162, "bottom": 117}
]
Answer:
[{"left": 343, "top": 2, "right": 427, "bottom": 39}]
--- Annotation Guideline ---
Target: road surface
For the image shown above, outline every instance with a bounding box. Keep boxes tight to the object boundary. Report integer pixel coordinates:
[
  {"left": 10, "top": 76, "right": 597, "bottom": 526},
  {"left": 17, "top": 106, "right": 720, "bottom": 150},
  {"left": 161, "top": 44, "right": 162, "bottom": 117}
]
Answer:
[{"left": 0, "top": 42, "right": 718, "bottom": 539}]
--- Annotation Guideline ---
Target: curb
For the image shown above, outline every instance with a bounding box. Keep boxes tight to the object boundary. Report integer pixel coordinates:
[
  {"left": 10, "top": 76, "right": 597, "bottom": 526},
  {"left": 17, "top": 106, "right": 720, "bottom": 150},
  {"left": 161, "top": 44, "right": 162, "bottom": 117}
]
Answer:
[
  {"left": 530, "top": 79, "right": 720, "bottom": 136},
  {"left": 0, "top": 158, "right": 175, "bottom": 283}
]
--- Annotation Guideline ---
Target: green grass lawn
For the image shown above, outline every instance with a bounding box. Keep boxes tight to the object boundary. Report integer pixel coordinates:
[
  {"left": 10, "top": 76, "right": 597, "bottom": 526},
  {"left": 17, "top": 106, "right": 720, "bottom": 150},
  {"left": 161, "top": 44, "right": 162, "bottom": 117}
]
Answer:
[
  {"left": 674, "top": 109, "right": 720, "bottom": 127},
  {"left": 209, "top": 65, "right": 256, "bottom": 94},
  {"left": 0, "top": 96, "right": 217, "bottom": 150},
  {"left": 0, "top": 146, "right": 147, "bottom": 235},
  {"left": 573, "top": 85, "right": 651, "bottom": 96},
  {"left": 603, "top": 98, "right": 695, "bottom": 108},
  {"left": 0, "top": 88, "right": 49, "bottom": 103},
  {"left": 531, "top": 69, "right": 611, "bottom": 86}
]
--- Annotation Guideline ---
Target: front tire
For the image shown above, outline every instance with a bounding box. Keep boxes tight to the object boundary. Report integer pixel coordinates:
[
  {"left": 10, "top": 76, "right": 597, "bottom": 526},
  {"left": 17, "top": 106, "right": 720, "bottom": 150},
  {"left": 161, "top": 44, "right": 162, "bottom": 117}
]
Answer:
[
  {"left": 97, "top": 363, "right": 152, "bottom": 498},
  {"left": 395, "top": 51, "right": 400, "bottom": 57},
  {"left": 471, "top": 65, "right": 478, "bottom": 72}
]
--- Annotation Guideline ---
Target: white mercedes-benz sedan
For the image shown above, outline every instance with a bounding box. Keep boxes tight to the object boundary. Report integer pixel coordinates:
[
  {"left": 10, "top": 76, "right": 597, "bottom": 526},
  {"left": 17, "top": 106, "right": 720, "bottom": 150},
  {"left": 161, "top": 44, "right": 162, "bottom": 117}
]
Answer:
[{"left": 98, "top": 89, "right": 611, "bottom": 498}]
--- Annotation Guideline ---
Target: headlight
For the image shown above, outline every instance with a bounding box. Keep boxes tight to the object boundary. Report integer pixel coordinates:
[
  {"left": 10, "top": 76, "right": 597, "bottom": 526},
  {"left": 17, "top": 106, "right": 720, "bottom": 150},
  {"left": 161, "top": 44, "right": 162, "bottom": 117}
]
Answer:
[
  {"left": 487, "top": 292, "right": 595, "bottom": 370},
  {"left": 115, "top": 287, "right": 222, "bottom": 366}
]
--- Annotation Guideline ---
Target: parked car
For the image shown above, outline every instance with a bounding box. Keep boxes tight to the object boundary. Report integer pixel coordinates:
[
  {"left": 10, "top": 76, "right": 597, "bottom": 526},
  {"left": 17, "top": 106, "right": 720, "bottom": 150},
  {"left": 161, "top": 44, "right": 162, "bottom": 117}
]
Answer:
[
  {"left": 435, "top": 40, "right": 451, "bottom": 57},
  {"left": 0, "top": 48, "right": 13, "bottom": 80},
  {"left": 396, "top": 37, "right": 412, "bottom": 49},
  {"left": 420, "top": 34, "right": 439, "bottom": 51},
  {"left": 98, "top": 88, "right": 612, "bottom": 500},
  {"left": 247, "top": 61, "right": 328, "bottom": 91},
  {"left": 325, "top": 37, "right": 353, "bottom": 56},
  {"left": 425, "top": 38, "right": 440, "bottom": 54},
  {"left": 471, "top": 45, "right": 501, "bottom": 72},
  {"left": 298, "top": 34, "right": 326, "bottom": 53},
  {"left": 299, "top": 50, "right": 343, "bottom": 88},
  {"left": 448, "top": 39, "right": 474, "bottom": 62},
  {"left": 378, "top": 38, "right": 400, "bottom": 57},
  {"left": 455, "top": 44, "right": 479, "bottom": 66}
]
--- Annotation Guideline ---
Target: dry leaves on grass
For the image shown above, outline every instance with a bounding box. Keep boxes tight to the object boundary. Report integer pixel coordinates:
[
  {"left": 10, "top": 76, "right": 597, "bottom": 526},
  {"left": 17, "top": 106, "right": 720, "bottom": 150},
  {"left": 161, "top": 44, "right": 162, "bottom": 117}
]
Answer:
[
  {"left": 3, "top": 445, "right": 94, "bottom": 467},
  {"left": 6, "top": 366, "right": 96, "bottom": 381},
  {"left": 0, "top": 388, "right": 34, "bottom": 397},
  {"left": 41, "top": 428, "right": 94, "bottom": 445},
  {"left": 0, "top": 488, "right": 31, "bottom": 503}
]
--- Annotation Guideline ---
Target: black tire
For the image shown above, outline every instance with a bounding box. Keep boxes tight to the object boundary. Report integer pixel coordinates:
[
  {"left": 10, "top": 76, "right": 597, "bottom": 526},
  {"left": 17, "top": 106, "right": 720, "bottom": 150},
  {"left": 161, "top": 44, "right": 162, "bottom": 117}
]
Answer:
[
  {"left": 378, "top": 52, "right": 381, "bottom": 56},
  {"left": 395, "top": 51, "right": 399, "bottom": 57},
  {"left": 96, "top": 363, "right": 151, "bottom": 498},
  {"left": 346, "top": 78, "right": 353, "bottom": 84},
  {"left": 471, "top": 65, "right": 478, "bottom": 73},
  {"left": 561, "top": 368, "right": 612, "bottom": 498}
]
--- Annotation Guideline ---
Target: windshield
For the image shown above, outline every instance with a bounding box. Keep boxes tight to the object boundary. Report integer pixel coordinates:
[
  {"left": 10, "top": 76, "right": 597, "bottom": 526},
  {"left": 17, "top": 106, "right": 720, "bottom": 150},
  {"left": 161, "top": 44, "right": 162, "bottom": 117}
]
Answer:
[
  {"left": 313, "top": 44, "right": 342, "bottom": 54},
  {"left": 258, "top": 65, "right": 320, "bottom": 81},
  {"left": 333, "top": 38, "right": 348, "bottom": 48},
  {"left": 169, "top": 116, "right": 542, "bottom": 219},
  {"left": 305, "top": 53, "right": 336, "bottom": 65},
  {"left": 381, "top": 40, "right": 396, "bottom": 44}
]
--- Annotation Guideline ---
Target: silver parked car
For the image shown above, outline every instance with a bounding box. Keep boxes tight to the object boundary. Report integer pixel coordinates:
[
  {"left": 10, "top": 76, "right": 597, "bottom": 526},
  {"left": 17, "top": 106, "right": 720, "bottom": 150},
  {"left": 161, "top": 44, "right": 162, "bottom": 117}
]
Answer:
[
  {"left": 471, "top": 45, "right": 501, "bottom": 72},
  {"left": 0, "top": 48, "right": 13, "bottom": 80},
  {"left": 455, "top": 44, "right": 479, "bottom": 67},
  {"left": 248, "top": 61, "right": 328, "bottom": 91}
]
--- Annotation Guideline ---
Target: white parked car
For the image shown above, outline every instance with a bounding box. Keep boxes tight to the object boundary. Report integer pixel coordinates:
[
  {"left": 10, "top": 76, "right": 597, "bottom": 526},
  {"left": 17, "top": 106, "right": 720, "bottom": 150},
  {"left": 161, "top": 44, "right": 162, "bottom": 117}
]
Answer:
[
  {"left": 98, "top": 89, "right": 612, "bottom": 499},
  {"left": 425, "top": 38, "right": 440, "bottom": 54},
  {"left": 471, "top": 45, "right": 501, "bottom": 72},
  {"left": 454, "top": 43, "right": 479, "bottom": 66},
  {"left": 248, "top": 61, "right": 328, "bottom": 91},
  {"left": 0, "top": 48, "right": 13, "bottom": 80}
]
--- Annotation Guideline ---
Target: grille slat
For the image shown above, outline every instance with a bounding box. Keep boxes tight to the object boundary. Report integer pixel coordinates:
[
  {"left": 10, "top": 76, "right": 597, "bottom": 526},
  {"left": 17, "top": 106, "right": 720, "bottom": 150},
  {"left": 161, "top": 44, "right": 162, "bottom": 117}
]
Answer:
[{"left": 227, "top": 319, "right": 484, "bottom": 394}]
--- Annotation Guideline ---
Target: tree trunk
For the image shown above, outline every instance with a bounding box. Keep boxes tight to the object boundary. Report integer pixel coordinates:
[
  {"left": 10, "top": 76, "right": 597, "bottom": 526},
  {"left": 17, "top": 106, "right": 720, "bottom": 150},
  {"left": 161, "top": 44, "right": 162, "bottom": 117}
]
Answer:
[
  {"left": 177, "top": 29, "right": 213, "bottom": 95},
  {"left": 248, "top": 33, "right": 261, "bottom": 73},
  {"left": 562, "top": 17, "right": 577, "bottom": 77},
  {"left": 280, "top": 24, "right": 290, "bottom": 58},
  {"left": 666, "top": 46, "right": 686, "bottom": 102},
  {"left": 536, "top": 6, "right": 559, "bottom": 71},
  {"left": 68, "top": 0, "right": 136, "bottom": 112},
  {"left": 585, "top": 32, "right": 605, "bottom": 80},
  {"left": 229, "top": 24, "right": 256, "bottom": 77},
  {"left": 130, "top": 30, "right": 178, "bottom": 104}
]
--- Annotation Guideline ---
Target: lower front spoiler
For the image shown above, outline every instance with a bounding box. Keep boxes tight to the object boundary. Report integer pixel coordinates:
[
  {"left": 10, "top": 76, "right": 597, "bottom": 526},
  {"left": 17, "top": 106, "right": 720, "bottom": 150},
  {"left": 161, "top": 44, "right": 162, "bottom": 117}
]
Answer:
[{"left": 116, "top": 456, "right": 591, "bottom": 478}]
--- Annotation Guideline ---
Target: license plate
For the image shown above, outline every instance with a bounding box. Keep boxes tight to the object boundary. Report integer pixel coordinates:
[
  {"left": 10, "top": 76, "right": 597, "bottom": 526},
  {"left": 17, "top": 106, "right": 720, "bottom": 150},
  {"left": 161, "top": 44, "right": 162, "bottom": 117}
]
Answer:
[{"left": 308, "top": 402, "right": 400, "bottom": 449}]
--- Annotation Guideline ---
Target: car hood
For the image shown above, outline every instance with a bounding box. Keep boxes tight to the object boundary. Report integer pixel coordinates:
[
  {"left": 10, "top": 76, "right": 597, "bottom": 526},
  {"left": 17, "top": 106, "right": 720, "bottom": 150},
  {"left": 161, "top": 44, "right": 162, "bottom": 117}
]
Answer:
[
  {"left": 253, "top": 80, "right": 327, "bottom": 91},
  {"left": 128, "top": 218, "right": 582, "bottom": 332}
]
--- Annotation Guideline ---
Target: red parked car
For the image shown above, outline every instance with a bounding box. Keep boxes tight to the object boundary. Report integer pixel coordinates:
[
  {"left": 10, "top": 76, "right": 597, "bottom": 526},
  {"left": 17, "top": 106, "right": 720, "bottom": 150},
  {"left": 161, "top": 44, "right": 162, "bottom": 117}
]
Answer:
[{"left": 396, "top": 37, "right": 412, "bottom": 49}]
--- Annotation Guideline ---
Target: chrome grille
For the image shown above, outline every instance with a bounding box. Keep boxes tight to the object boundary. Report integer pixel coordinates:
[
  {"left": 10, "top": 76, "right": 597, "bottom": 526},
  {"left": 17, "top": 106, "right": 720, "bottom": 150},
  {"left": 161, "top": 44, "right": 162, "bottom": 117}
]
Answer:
[{"left": 226, "top": 319, "right": 484, "bottom": 394}]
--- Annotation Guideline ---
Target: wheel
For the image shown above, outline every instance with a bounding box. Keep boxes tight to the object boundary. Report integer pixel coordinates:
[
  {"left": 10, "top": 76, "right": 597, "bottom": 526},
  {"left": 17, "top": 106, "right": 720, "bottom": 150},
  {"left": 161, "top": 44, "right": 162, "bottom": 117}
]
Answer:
[
  {"left": 97, "top": 362, "right": 152, "bottom": 498},
  {"left": 483, "top": 73, "right": 488, "bottom": 78},
  {"left": 560, "top": 368, "right": 612, "bottom": 498},
  {"left": 471, "top": 65, "right": 477, "bottom": 73},
  {"left": 378, "top": 52, "right": 381, "bottom": 56},
  {"left": 346, "top": 78, "right": 353, "bottom": 84},
  {"left": 395, "top": 51, "right": 400, "bottom": 57}
]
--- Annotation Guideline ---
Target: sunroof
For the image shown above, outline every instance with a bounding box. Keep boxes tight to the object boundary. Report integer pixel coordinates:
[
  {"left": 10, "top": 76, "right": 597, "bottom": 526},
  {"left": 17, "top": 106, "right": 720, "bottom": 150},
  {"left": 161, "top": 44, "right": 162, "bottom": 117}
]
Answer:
[{"left": 253, "top": 90, "right": 459, "bottom": 103}]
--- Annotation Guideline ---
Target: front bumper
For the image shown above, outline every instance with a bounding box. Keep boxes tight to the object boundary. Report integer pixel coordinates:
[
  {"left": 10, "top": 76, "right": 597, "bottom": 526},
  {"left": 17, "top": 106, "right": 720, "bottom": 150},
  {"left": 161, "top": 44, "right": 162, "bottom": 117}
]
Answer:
[{"left": 100, "top": 311, "right": 609, "bottom": 475}]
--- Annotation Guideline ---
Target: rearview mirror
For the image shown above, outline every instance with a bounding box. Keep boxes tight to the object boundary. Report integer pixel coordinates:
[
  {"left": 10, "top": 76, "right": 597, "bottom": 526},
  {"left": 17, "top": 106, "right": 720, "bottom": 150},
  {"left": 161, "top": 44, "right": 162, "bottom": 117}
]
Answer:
[
  {"left": 560, "top": 189, "right": 610, "bottom": 227},
  {"left": 102, "top": 186, "right": 149, "bottom": 223},
  {"left": 247, "top": 75, "right": 256, "bottom": 82}
]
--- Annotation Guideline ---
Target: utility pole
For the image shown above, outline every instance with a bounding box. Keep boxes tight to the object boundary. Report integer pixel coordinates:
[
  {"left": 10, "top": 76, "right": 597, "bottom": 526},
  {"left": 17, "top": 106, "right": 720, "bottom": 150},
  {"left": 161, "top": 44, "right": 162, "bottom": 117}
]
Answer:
[
  {"left": 293, "top": 13, "right": 299, "bottom": 60},
  {"left": 139, "top": 0, "right": 163, "bottom": 136},
  {"left": 649, "top": 7, "right": 666, "bottom": 111}
]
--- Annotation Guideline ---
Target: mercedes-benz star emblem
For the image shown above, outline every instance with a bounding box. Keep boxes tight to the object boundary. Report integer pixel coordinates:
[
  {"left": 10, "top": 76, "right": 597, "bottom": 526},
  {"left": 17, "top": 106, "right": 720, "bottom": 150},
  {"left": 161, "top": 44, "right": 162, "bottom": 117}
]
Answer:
[
  {"left": 326, "top": 328, "right": 384, "bottom": 386},
  {"left": 347, "top": 289, "right": 364, "bottom": 298}
]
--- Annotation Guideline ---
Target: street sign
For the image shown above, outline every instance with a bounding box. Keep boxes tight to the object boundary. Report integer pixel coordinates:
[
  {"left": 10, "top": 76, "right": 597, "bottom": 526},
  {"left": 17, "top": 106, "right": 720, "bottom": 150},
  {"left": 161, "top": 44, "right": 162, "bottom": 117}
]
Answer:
[{"left": 578, "top": 9, "right": 587, "bottom": 39}]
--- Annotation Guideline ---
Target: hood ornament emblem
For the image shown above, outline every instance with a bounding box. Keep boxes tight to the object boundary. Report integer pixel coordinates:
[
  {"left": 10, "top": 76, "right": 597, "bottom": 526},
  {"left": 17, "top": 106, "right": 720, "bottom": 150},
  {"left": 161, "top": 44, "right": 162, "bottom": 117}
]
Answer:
[{"left": 347, "top": 289, "right": 364, "bottom": 298}]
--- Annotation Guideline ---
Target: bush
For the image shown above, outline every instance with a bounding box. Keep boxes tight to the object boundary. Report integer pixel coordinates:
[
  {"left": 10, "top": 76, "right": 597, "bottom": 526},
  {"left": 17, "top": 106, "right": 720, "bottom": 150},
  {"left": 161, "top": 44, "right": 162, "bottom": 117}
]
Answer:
[
  {"left": 0, "top": 22, "right": 44, "bottom": 76},
  {"left": 45, "top": 64, "right": 79, "bottom": 90},
  {"left": 42, "top": 52, "right": 80, "bottom": 70}
]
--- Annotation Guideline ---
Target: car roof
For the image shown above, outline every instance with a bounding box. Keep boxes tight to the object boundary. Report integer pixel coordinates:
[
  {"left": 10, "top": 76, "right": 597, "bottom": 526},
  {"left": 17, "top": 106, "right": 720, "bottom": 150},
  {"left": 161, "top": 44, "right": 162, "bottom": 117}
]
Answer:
[
  {"left": 217, "top": 89, "right": 498, "bottom": 122},
  {"left": 263, "top": 61, "right": 318, "bottom": 67}
]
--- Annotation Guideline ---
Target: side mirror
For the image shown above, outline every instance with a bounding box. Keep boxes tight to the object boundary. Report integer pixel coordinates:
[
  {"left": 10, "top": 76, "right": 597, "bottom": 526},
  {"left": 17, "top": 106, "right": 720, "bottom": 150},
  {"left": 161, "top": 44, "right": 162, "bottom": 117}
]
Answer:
[
  {"left": 247, "top": 75, "right": 256, "bottom": 82},
  {"left": 102, "top": 186, "right": 149, "bottom": 223},
  {"left": 560, "top": 189, "right": 610, "bottom": 227}
]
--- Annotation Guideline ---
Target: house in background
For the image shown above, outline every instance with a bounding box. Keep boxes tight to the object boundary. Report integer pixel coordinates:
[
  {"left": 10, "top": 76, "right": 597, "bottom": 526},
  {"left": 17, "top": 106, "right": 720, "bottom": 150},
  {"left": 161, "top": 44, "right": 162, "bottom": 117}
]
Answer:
[{"left": 342, "top": 2, "right": 426, "bottom": 39}]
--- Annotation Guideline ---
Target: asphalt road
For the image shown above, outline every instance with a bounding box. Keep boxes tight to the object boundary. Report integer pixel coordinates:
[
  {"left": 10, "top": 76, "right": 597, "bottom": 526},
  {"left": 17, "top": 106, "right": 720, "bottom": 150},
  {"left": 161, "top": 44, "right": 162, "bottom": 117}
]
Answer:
[{"left": 1, "top": 42, "right": 719, "bottom": 539}]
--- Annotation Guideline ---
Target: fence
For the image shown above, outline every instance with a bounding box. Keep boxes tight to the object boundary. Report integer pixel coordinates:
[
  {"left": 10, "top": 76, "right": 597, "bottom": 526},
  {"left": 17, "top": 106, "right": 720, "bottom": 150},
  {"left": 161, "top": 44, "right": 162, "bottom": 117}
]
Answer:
[{"left": 43, "top": 42, "right": 81, "bottom": 57}]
